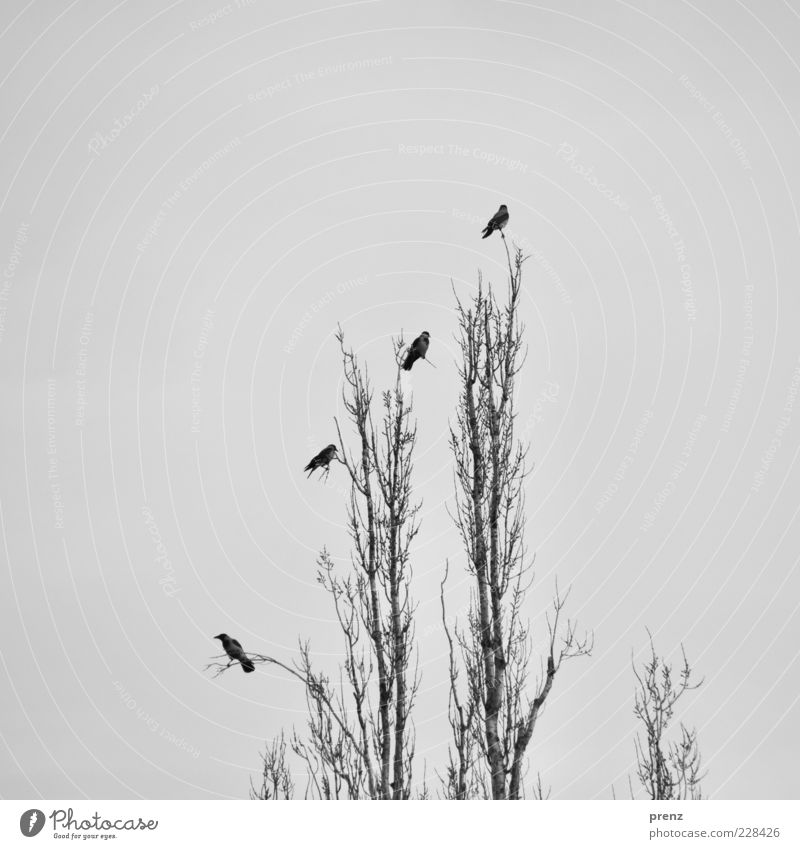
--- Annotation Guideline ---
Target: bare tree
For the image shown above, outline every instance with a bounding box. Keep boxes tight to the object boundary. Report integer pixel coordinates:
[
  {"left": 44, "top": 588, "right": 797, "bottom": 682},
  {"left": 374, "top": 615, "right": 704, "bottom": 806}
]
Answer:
[
  {"left": 444, "top": 239, "right": 592, "bottom": 799},
  {"left": 332, "top": 330, "right": 421, "bottom": 799},
  {"left": 632, "top": 638, "right": 704, "bottom": 800},
  {"left": 209, "top": 331, "right": 420, "bottom": 799},
  {"left": 250, "top": 732, "right": 294, "bottom": 800}
]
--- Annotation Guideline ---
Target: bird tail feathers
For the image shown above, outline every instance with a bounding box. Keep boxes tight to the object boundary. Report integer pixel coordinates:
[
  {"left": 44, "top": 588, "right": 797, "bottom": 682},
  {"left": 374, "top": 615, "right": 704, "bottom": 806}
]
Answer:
[{"left": 241, "top": 657, "right": 255, "bottom": 673}]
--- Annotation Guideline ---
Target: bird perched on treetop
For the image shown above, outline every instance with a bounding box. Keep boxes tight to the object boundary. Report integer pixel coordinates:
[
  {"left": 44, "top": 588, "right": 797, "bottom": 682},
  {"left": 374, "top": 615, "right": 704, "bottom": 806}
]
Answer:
[
  {"left": 402, "top": 331, "right": 430, "bottom": 371},
  {"left": 481, "top": 204, "right": 509, "bottom": 239},
  {"left": 304, "top": 443, "right": 338, "bottom": 477},
  {"left": 213, "top": 633, "right": 255, "bottom": 673}
]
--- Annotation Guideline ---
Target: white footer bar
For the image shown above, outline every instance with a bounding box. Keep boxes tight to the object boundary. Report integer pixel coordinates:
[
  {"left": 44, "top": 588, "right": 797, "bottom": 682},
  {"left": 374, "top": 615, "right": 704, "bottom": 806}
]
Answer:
[{"left": 3, "top": 800, "right": 797, "bottom": 848}]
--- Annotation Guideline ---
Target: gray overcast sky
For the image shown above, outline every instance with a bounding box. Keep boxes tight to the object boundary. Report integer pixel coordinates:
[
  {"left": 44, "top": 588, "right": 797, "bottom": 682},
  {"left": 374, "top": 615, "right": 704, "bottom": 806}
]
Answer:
[{"left": 1, "top": 0, "right": 799, "bottom": 799}]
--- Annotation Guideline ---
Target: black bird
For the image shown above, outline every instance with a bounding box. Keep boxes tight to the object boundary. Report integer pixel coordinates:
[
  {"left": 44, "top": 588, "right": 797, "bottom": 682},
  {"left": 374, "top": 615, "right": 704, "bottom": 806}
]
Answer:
[
  {"left": 481, "top": 204, "right": 509, "bottom": 239},
  {"left": 213, "top": 633, "right": 255, "bottom": 673},
  {"left": 304, "top": 443, "right": 338, "bottom": 477},
  {"left": 402, "top": 331, "right": 430, "bottom": 371}
]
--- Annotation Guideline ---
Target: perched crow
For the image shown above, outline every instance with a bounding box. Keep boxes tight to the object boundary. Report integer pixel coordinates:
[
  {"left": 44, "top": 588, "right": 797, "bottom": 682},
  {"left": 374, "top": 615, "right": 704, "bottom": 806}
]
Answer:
[
  {"left": 481, "top": 204, "right": 509, "bottom": 239},
  {"left": 304, "top": 443, "right": 338, "bottom": 477},
  {"left": 213, "top": 633, "right": 255, "bottom": 673},
  {"left": 402, "top": 331, "right": 430, "bottom": 371}
]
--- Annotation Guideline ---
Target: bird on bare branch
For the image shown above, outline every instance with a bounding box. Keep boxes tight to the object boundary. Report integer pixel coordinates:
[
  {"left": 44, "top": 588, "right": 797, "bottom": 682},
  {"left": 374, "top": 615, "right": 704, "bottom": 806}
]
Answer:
[
  {"left": 304, "top": 444, "right": 338, "bottom": 478},
  {"left": 401, "top": 331, "right": 431, "bottom": 371},
  {"left": 213, "top": 633, "right": 255, "bottom": 673},
  {"left": 481, "top": 204, "right": 509, "bottom": 239}
]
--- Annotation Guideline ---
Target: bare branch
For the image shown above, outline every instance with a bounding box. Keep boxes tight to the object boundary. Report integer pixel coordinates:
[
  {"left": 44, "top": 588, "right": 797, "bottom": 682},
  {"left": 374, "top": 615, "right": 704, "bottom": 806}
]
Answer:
[{"left": 630, "top": 638, "right": 705, "bottom": 800}]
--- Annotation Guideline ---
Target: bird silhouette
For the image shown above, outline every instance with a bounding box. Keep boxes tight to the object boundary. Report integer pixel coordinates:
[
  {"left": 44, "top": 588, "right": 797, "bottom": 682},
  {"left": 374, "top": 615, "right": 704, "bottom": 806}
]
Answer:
[
  {"left": 402, "top": 331, "right": 430, "bottom": 371},
  {"left": 481, "top": 204, "right": 509, "bottom": 239},
  {"left": 304, "top": 443, "right": 338, "bottom": 477},
  {"left": 213, "top": 633, "right": 255, "bottom": 673}
]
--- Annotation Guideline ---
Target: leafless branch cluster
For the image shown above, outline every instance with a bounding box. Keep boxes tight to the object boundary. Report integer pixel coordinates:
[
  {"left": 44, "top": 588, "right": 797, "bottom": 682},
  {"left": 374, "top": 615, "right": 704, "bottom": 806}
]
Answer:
[
  {"left": 632, "top": 638, "right": 705, "bottom": 800},
  {"left": 325, "top": 329, "right": 421, "bottom": 798},
  {"left": 211, "top": 332, "right": 420, "bottom": 799},
  {"left": 250, "top": 732, "right": 294, "bottom": 800},
  {"left": 443, "top": 245, "right": 592, "bottom": 799}
]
